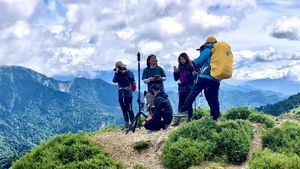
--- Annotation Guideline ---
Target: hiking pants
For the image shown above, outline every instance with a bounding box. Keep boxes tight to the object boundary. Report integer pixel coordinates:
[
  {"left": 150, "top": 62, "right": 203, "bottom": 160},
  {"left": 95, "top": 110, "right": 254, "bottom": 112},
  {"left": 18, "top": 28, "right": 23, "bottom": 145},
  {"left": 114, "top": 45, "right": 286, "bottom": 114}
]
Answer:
[
  {"left": 118, "top": 89, "right": 134, "bottom": 124},
  {"left": 144, "top": 119, "right": 169, "bottom": 131},
  {"left": 178, "top": 91, "right": 193, "bottom": 120},
  {"left": 181, "top": 77, "right": 220, "bottom": 120}
]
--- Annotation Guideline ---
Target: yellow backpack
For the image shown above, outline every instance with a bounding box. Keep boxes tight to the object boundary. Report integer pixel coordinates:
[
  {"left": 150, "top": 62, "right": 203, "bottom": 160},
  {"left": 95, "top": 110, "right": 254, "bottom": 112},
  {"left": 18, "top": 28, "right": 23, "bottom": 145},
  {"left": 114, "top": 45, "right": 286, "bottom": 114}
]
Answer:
[{"left": 210, "top": 42, "right": 234, "bottom": 80}]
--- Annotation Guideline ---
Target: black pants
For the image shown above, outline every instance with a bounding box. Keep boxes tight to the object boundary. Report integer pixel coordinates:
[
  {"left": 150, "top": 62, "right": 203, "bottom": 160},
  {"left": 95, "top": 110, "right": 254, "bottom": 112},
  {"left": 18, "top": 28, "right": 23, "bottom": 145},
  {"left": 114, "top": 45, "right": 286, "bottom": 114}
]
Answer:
[
  {"left": 181, "top": 77, "right": 220, "bottom": 120},
  {"left": 118, "top": 96, "right": 134, "bottom": 124},
  {"left": 144, "top": 119, "right": 170, "bottom": 131},
  {"left": 178, "top": 91, "right": 193, "bottom": 119}
]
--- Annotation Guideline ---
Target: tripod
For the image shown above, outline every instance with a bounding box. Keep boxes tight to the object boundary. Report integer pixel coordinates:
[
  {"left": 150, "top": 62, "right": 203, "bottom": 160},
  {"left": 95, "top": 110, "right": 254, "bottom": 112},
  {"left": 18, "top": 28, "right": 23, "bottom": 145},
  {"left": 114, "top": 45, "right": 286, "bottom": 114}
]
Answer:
[{"left": 126, "top": 52, "right": 147, "bottom": 134}]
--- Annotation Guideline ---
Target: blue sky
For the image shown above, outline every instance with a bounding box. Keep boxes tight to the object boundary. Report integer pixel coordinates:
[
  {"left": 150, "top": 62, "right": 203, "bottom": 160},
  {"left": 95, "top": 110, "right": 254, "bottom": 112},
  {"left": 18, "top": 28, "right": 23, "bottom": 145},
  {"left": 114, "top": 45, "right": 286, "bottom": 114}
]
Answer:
[{"left": 0, "top": 0, "right": 299, "bottom": 82}]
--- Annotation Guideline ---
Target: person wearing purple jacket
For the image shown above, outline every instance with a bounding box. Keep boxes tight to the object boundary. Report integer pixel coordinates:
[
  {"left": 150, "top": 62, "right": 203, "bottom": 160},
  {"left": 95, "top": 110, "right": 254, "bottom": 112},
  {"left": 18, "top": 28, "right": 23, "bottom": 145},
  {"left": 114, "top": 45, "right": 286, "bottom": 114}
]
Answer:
[{"left": 173, "top": 53, "right": 196, "bottom": 124}]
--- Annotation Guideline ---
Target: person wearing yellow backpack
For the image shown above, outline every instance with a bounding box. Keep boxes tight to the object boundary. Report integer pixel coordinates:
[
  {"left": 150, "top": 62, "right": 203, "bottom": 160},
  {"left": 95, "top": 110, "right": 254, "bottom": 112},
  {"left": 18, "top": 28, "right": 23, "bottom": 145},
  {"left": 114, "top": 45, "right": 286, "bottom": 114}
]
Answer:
[{"left": 178, "top": 36, "right": 233, "bottom": 120}]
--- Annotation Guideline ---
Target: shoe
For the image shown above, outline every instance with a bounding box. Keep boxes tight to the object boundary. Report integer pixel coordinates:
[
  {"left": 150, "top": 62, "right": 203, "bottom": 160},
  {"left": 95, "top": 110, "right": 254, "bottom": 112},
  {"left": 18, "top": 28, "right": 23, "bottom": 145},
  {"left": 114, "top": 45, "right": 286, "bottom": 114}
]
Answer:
[
  {"left": 171, "top": 118, "right": 182, "bottom": 127},
  {"left": 121, "top": 123, "right": 130, "bottom": 130},
  {"left": 173, "top": 112, "right": 187, "bottom": 117}
]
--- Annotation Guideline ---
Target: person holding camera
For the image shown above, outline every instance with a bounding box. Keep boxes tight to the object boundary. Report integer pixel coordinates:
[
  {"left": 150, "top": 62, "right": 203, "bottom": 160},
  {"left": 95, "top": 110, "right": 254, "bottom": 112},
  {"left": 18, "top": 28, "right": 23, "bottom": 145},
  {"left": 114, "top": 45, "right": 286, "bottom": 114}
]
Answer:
[
  {"left": 142, "top": 54, "right": 167, "bottom": 114},
  {"left": 142, "top": 84, "right": 173, "bottom": 131},
  {"left": 172, "top": 53, "right": 196, "bottom": 125},
  {"left": 112, "top": 61, "right": 135, "bottom": 129}
]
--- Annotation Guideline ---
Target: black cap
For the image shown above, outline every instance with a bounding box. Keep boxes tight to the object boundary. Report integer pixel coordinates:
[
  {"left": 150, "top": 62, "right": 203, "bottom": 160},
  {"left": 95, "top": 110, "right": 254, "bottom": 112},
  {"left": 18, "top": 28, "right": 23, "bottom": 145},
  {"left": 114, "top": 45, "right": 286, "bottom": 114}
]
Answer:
[{"left": 196, "top": 44, "right": 206, "bottom": 52}]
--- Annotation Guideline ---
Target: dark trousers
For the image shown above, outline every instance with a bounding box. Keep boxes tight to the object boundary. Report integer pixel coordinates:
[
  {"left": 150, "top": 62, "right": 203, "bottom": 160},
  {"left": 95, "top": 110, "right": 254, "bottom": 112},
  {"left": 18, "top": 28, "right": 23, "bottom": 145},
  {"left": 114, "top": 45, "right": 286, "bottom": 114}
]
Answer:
[
  {"left": 118, "top": 96, "right": 134, "bottom": 124},
  {"left": 181, "top": 77, "right": 220, "bottom": 120},
  {"left": 144, "top": 119, "right": 170, "bottom": 131},
  {"left": 178, "top": 91, "right": 193, "bottom": 119}
]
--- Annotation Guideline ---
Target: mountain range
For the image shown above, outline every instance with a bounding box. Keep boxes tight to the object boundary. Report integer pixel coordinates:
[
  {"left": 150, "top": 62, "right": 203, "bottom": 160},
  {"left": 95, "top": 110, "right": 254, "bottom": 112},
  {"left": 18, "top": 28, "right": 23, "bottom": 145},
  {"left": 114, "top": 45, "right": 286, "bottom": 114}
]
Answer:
[{"left": 0, "top": 66, "right": 124, "bottom": 168}]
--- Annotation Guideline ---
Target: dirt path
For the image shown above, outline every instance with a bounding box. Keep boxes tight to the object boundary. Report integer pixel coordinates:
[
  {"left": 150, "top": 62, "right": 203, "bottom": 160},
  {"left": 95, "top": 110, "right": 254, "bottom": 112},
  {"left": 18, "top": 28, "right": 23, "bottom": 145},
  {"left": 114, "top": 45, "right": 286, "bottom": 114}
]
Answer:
[{"left": 92, "top": 128, "right": 174, "bottom": 169}]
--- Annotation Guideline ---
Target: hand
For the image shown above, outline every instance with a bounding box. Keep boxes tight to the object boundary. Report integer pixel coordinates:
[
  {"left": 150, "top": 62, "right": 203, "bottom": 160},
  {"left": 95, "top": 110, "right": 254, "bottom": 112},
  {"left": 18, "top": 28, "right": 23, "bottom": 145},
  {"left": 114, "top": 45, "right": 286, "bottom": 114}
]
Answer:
[
  {"left": 115, "top": 67, "right": 120, "bottom": 73},
  {"left": 149, "top": 77, "right": 156, "bottom": 81},
  {"left": 192, "top": 71, "right": 197, "bottom": 76},
  {"left": 173, "top": 66, "right": 178, "bottom": 72},
  {"left": 142, "top": 121, "right": 146, "bottom": 127}
]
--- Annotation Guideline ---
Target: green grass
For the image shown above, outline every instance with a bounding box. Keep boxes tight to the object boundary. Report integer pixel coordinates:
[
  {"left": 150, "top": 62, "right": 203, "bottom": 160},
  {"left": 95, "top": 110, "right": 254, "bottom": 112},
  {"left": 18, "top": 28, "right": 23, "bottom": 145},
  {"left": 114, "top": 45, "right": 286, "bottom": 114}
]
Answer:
[{"left": 11, "top": 133, "right": 124, "bottom": 169}]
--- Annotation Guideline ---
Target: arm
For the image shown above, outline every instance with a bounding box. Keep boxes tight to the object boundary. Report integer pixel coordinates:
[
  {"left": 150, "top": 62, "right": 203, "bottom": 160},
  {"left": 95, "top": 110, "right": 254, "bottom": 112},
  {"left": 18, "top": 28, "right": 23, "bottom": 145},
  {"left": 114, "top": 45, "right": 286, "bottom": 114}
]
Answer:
[
  {"left": 142, "top": 68, "right": 150, "bottom": 84},
  {"left": 193, "top": 47, "right": 212, "bottom": 66},
  {"left": 112, "top": 73, "right": 118, "bottom": 83}
]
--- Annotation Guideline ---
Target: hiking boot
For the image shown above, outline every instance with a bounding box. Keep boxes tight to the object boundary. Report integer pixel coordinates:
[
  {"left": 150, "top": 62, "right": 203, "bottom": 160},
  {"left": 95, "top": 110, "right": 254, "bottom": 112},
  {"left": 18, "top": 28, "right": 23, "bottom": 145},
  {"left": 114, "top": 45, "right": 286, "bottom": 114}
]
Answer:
[
  {"left": 121, "top": 123, "right": 130, "bottom": 130},
  {"left": 171, "top": 118, "right": 182, "bottom": 127},
  {"left": 186, "top": 118, "right": 192, "bottom": 123}
]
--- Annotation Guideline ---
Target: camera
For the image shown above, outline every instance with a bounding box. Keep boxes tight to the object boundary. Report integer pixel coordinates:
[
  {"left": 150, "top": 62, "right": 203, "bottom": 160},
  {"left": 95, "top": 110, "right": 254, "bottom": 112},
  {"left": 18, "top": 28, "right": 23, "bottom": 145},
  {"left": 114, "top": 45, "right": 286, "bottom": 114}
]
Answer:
[{"left": 113, "top": 66, "right": 126, "bottom": 71}]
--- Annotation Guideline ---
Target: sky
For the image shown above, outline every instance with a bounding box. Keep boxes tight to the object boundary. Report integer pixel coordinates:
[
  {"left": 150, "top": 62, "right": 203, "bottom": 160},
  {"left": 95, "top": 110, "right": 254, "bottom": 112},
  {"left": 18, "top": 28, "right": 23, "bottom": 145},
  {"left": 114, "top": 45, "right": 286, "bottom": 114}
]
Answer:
[{"left": 0, "top": 0, "right": 300, "bottom": 82}]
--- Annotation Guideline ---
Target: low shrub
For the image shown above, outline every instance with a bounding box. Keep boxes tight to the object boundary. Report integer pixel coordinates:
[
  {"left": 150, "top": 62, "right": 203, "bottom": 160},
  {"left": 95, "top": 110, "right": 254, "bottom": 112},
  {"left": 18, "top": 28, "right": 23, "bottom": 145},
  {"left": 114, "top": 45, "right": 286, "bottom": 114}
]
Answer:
[
  {"left": 162, "top": 118, "right": 254, "bottom": 168},
  {"left": 162, "top": 138, "right": 214, "bottom": 169},
  {"left": 217, "top": 120, "right": 253, "bottom": 163},
  {"left": 262, "top": 121, "right": 300, "bottom": 156},
  {"left": 12, "top": 133, "right": 124, "bottom": 169},
  {"left": 248, "top": 113, "right": 274, "bottom": 128},
  {"left": 249, "top": 149, "right": 300, "bottom": 169},
  {"left": 224, "top": 107, "right": 254, "bottom": 120}
]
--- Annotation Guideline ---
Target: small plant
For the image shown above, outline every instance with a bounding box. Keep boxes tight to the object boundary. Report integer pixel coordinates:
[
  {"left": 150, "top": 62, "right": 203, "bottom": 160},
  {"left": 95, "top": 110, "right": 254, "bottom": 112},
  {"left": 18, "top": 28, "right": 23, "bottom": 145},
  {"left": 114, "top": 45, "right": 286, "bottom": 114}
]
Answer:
[
  {"left": 133, "top": 164, "right": 149, "bottom": 169},
  {"left": 249, "top": 149, "right": 300, "bottom": 169},
  {"left": 133, "top": 140, "right": 151, "bottom": 152}
]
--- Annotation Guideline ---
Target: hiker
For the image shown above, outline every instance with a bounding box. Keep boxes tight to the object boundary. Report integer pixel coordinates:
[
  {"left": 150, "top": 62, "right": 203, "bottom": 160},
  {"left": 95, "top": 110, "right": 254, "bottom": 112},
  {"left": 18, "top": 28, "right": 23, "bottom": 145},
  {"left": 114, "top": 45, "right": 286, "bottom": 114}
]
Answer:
[
  {"left": 172, "top": 53, "right": 196, "bottom": 125},
  {"left": 179, "top": 36, "right": 221, "bottom": 120},
  {"left": 142, "top": 54, "right": 167, "bottom": 114},
  {"left": 142, "top": 84, "right": 173, "bottom": 131},
  {"left": 112, "top": 61, "right": 135, "bottom": 129}
]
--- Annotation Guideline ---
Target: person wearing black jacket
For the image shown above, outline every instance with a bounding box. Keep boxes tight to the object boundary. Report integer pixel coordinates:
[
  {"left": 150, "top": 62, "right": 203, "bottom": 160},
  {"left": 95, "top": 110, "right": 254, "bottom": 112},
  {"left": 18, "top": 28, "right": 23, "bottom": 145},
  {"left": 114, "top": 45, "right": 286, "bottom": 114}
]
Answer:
[
  {"left": 112, "top": 61, "right": 135, "bottom": 129},
  {"left": 142, "top": 84, "right": 173, "bottom": 131}
]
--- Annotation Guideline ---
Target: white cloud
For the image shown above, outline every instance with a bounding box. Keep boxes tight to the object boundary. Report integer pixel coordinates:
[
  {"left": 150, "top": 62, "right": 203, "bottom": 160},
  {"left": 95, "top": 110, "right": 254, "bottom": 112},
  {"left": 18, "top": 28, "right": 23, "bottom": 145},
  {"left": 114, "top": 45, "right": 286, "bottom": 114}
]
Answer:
[
  {"left": 0, "top": 0, "right": 39, "bottom": 27},
  {"left": 269, "top": 16, "right": 300, "bottom": 40},
  {"left": 233, "top": 47, "right": 300, "bottom": 81}
]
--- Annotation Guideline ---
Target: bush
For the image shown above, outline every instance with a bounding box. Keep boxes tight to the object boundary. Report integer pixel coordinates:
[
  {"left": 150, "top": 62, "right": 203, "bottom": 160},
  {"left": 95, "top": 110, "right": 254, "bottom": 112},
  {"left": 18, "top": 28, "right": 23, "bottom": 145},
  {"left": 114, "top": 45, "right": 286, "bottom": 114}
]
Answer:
[
  {"left": 249, "top": 149, "right": 300, "bottom": 169},
  {"left": 224, "top": 107, "right": 254, "bottom": 120},
  {"left": 248, "top": 113, "right": 274, "bottom": 128},
  {"left": 162, "top": 118, "right": 254, "bottom": 168},
  {"left": 193, "top": 108, "right": 210, "bottom": 120},
  {"left": 262, "top": 121, "right": 300, "bottom": 156},
  {"left": 133, "top": 140, "right": 151, "bottom": 152},
  {"left": 12, "top": 133, "right": 124, "bottom": 169},
  {"left": 162, "top": 138, "right": 214, "bottom": 169},
  {"left": 217, "top": 120, "right": 253, "bottom": 163}
]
